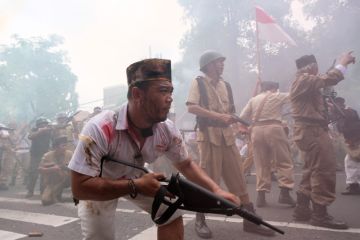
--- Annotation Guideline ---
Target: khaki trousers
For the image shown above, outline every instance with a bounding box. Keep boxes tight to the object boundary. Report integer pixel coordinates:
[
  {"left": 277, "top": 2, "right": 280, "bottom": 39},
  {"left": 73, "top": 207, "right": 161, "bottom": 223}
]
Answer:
[
  {"left": 242, "top": 141, "right": 254, "bottom": 174},
  {"left": 0, "top": 150, "right": 15, "bottom": 185},
  {"left": 242, "top": 141, "right": 277, "bottom": 174},
  {"left": 198, "top": 141, "right": 248, "bottom": 197},
  {"left": 293, "top": 125, "right": 336, "bottom": 206},
  {"left": 251, "top": 125, "right": 295, "bottom": 192}
]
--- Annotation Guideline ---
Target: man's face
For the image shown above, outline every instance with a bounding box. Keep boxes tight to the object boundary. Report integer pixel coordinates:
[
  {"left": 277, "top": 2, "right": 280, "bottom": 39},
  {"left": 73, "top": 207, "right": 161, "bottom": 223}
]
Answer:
[
  {"left": 55, "top": 143, "right": 67, "bottom": 154},
  {"left": 139, "top": 80, "right": 173, "bottom": 123},
  {"left": 205, "top": 58, "right": 225, "bottom": 77}
]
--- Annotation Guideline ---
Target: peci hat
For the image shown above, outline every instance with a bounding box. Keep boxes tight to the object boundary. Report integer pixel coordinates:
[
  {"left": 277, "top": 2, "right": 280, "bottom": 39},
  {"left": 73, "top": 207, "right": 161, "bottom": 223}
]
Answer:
[
  {"left": 296, "top": 54, "right": 317, "bottom": 69},
  {"left": 126, "top": 58, "right": 171, "bottom": 86}
]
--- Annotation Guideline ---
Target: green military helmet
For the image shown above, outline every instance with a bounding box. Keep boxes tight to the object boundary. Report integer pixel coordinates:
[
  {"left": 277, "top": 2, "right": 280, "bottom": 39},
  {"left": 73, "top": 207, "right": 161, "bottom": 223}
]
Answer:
[{"left": 199, "top": 50, "right": 226, "bottom": 71}]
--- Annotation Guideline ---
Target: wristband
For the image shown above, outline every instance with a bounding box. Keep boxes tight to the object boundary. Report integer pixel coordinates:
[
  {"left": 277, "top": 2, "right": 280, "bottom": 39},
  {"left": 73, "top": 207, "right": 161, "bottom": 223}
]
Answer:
[{"left": 128, "top": 179, "right": 137, "bottom": 199}]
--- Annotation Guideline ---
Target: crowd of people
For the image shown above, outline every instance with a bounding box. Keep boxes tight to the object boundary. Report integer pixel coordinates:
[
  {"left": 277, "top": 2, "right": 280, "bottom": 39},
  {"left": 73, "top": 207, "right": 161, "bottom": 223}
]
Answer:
[
  {"left": 0, "top": 107, "right": 102, "bottom": 205},
  {"left": 0, "top": 50, "right": 359, "bottom": 240}
]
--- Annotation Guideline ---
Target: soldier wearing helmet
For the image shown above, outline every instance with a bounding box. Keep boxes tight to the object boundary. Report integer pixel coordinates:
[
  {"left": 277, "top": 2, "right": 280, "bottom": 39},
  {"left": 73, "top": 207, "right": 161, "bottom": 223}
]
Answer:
[
  {"left": 186, "top": 50, "right": 273, "bottom": 238},
  {"left": 26, "top": 117, "right": 52, "bottom": 198}
]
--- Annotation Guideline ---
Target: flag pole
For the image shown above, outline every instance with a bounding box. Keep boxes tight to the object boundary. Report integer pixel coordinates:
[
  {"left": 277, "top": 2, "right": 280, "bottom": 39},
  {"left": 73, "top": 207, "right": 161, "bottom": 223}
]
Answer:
[{"left": 253, "top": 8, "right": 262, "bottom": 97}]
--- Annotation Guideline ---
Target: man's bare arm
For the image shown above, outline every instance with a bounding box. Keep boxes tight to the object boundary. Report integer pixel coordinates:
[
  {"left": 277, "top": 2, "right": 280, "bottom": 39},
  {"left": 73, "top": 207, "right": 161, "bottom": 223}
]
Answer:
[
  {"left": 71, "top": 170, "right": 165, "bottom": 201},
  {"left": 174, "top": 159, "right": 240, "bottom": 204}
]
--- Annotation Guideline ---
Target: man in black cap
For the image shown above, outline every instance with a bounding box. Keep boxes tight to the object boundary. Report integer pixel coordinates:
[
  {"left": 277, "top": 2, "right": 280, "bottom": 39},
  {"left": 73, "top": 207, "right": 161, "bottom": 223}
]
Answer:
[
  {"left": 290, "top": 52, "right": 355, "bottom": 229},
  {"left": 68, "top": 58, "right": 239, "bottom": 240},
  {"left": 26, "top": 117, "right": 52, "bottom": 198}
]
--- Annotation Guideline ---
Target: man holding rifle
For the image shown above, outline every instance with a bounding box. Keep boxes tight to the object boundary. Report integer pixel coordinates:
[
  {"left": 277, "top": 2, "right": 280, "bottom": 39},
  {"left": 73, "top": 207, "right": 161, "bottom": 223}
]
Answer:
[
  {"left": 69, "top": 58, "right": 241, "bottom": 240},
  {"left": 186, "top": 50, "right": 273, "bottom": 238}
]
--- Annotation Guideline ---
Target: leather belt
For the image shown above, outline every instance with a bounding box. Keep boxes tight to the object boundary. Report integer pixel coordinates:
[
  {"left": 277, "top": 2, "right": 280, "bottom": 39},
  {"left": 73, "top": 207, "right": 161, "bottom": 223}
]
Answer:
[{"left": 253, "top": 120, "right": 282, "bottom": 126}]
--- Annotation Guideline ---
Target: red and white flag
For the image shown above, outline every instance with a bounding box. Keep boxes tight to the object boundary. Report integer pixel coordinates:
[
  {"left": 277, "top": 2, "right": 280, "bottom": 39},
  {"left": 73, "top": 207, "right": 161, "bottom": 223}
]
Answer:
[{"left": 255, "top": 6, "right": 296, "bottom": 46}]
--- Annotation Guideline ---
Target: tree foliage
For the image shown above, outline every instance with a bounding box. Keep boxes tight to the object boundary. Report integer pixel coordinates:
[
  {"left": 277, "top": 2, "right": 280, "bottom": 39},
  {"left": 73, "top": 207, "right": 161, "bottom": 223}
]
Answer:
[{"left": 0, "top": 35, "right": 78, "bottom": 122}]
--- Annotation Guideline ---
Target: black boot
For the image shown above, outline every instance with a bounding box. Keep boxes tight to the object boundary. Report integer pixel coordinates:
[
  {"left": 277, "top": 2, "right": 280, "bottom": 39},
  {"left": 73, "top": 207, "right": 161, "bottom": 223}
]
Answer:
[
  {"left": 293, "top": 192, "right": 311, "bottom": 221},
  {"left": 243, "top": 203, "right": 275, "bottom": 236},
  {"left": 256, "top": 191, "right": 267, "bottom": 208},
  {"left": 195, "top": 212, "right": 212, "bottom": 239},
  {"left": 278, "top": 188, "right": 296, "bottom": 207},
  {"left": 310, "top": 202, "right": 348, "bottom": 229},
  {"left": 341, "top": 183, "right": 360, "bottom": 195}
]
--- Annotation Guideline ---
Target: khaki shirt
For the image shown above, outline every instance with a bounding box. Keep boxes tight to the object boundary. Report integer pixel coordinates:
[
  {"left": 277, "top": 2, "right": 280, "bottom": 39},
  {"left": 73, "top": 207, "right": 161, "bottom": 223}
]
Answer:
[
  {"left": 186, "top": 76, "right": 235, "bottom": 146},
  {"left": 240, "top": 91, "right": 289, "bottom": 122},
  {"left": 40, "top": 150, "right": 73, "bottom": 170},
  {"left": 290, "top": 68, "right": 344, "bottom": 123},
  {"left": 53, "top": 124, "right": 74, "bottom": 142}
]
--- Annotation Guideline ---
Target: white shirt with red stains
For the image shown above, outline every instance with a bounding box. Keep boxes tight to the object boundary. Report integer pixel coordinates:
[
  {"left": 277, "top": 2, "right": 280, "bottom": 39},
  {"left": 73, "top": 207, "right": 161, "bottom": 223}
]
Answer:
[{"left": 68, "top": 103, "right": 188, "bottom": 179}]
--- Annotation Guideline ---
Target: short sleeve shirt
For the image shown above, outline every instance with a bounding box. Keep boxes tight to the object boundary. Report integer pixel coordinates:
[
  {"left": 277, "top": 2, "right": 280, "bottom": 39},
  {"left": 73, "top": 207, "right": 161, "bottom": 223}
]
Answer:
[
  {"left": 68, "top": 103, "right": 188, "bottom": 179},
  {"left": 186, "top": 76, "right": 236, "bottom": 146},
  {"left": 240, "top": 92, "right": 289, "bottom": 122}
]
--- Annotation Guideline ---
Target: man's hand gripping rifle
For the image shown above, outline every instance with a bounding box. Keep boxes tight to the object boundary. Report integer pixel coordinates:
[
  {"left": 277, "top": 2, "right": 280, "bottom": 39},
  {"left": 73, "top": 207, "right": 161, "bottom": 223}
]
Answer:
[{"left": 104, "top": 157, "right": 284, "bottom": 235}]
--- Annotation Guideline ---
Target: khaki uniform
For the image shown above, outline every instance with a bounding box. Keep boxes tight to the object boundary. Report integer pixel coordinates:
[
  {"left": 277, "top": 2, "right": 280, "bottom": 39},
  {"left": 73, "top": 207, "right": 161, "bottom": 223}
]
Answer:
[
  {"left": 52, "top": 124, "right": 75, "bottom": 151},
  {"left": 290, "top": 68, "right": 344, "bottom": 206},
  {"left": 240, "top": 92, "right": 295, "bottom": 192},
  {"left": 187, "top": 76, "right": 247, "bottom": 197},
  {"left": 39, "top": 150, "right": 72, "bottom": 204},
  {"left": 0, "top": 136, "right": 15, "bottom": 187}
]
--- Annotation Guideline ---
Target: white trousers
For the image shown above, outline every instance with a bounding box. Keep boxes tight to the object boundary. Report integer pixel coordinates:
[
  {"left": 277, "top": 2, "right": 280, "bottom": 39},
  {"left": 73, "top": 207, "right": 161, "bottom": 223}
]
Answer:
[
  {"left": 344, "top": 154, "right": 360, "bottom": 184},
  {"left": 78, "top": 195, "right": 182, "bottom": 240}
]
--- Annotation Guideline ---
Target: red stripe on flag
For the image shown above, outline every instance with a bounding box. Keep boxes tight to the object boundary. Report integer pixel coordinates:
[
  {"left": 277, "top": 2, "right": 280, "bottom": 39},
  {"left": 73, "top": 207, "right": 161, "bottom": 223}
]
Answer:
[{"left": 256, "top": 6, "right": 275, "bottom": 24}]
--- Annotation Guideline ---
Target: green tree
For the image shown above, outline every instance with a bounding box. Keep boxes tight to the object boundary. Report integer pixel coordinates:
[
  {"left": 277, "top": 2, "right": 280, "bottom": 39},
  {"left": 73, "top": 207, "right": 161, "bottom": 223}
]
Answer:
[{"left": 0, "top": 35, "right": 78, "bottom": 122}]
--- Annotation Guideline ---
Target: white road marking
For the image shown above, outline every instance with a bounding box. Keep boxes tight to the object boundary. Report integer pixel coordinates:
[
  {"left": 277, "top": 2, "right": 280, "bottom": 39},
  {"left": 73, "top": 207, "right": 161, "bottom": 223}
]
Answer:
[
  {"left": 0, "top": 209, "right": 78, "bottom": 227},
  {"left": 0, "top": 230, "right": 26, "bottom": 240},
  {"left": 127, "top": 217, "right": 193, "bottom": 240},
  {"left": 1, "top": 197, "right": 358, "bottom": 235}
]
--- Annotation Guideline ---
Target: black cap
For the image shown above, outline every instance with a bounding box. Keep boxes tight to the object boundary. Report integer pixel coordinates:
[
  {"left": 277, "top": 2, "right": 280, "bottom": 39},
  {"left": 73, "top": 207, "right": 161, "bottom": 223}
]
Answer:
[{"left": 296, "top": 55, "right": 317, "bottom": 69}]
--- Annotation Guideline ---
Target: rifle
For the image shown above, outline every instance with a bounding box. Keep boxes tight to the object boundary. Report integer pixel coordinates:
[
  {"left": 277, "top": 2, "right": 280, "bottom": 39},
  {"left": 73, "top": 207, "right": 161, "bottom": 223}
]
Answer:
[
  {"left": 231, "top": 115, "right": 251, "bottom": 127},
  {"left": 101, "top": 157, "right": 284, "bottom": 235}
]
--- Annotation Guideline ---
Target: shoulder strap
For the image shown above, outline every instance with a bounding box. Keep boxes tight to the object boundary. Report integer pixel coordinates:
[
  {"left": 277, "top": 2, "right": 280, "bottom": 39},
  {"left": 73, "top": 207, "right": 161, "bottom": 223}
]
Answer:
[
  {"left": 196, "top": 76, "right": 209, "bottom": 108},
  {"left": 252, "top": 92, "right": 271, "bottom": 123},
  {"left": 224, "top": 81, "right": 236, "bottom": 113},
  {"left": 100, "top": 110, "right": 143, "bottom": 177}
]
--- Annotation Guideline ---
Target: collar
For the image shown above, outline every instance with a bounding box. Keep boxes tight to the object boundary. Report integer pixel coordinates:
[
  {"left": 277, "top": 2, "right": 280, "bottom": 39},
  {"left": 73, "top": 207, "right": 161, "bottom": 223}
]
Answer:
[
  {"left": 205, "top": 75, "right": 222, "bottom": 86},
  {"left": 115, "top": 103, "right": 155, "bottom": 137}
]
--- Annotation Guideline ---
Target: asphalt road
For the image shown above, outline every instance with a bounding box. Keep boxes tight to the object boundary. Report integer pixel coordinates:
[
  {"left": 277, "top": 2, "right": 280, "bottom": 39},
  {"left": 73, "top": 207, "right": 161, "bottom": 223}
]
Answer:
[{"left": 0, "top": 171, "right": 359, "bottom": 240}]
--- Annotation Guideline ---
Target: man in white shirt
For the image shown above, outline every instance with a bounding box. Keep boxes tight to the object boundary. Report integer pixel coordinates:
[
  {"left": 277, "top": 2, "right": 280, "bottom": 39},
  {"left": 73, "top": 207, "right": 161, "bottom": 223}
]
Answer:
[{"left": 68, "top": 58, "right": 239, "bottom": 240}]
